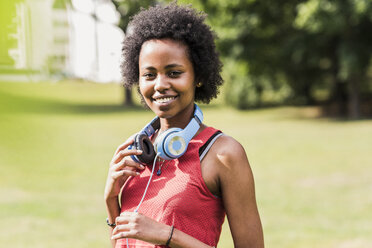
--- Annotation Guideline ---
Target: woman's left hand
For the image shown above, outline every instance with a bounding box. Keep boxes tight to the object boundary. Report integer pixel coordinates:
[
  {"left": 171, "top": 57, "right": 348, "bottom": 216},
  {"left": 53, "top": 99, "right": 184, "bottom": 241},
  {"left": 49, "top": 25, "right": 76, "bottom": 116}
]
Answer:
[{"left": 111, "top": 211, "right": 170, "bottom": 245}]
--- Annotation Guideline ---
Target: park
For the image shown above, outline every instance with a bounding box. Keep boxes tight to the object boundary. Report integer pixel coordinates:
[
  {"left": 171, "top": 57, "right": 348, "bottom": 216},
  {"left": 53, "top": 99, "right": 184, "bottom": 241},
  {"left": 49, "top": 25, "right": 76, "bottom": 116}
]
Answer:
[
  {"left": 1, "top": 0, "right": 372, "bottom": 247},
  {"left": 1, "top": 81, "right": 371, "bottom": 247}
]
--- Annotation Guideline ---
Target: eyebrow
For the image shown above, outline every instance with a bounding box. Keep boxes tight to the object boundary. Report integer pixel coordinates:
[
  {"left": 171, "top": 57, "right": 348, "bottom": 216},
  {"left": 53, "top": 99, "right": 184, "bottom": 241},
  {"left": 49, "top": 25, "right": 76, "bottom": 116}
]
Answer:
[{"left": 141, "top": 64, "right": 184, "bottom": 70}]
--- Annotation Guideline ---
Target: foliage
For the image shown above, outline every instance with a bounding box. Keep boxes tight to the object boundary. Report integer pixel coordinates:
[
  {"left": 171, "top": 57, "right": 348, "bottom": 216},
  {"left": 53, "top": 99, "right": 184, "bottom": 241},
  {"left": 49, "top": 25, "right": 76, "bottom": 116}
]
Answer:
[
  {"left": 0, "top": 0, "right": 21, "bottom": 67},
  {"left": 293, "top": 0, "right": 372, "bottom": 118},
  {"left": 111, "top": 0, "right": 160, "bottom": 106},
  {"left": 53, "top": 0, "right": 71, "bottom": 9},
  {"left": 222, "top": 58, "right": 259, "bottom": 109},
  {"left": 109, "top": 0, "right": 372, "bottom": 117},
  {"left": 179, "top": 0, "right": 372, "bottom": 118},
  {"left": 111, "top": 0, "right": 159, "bottom": 34}
]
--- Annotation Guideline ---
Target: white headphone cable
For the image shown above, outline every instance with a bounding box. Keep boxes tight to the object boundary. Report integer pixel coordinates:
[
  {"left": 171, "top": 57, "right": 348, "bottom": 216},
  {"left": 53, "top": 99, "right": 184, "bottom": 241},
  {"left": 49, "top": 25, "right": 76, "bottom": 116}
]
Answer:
[
  {"left": 126, "top": 152, "right": 160, "bottom": 247},
  {"left": 134, "top": 152, "right": 159, "bottom": 212}
]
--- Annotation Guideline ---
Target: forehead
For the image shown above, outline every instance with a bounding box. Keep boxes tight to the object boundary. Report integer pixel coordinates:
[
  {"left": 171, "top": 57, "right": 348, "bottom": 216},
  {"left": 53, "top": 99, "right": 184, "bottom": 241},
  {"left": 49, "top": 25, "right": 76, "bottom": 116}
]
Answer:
[{"left": 139, "top": 39, "right": 191, "bottom": 67}]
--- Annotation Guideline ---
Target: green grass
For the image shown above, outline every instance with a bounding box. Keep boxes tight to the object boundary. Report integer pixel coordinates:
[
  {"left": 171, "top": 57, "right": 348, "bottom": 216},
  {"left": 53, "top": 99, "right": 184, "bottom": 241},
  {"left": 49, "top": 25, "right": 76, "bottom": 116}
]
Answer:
[{"left": 1, "top": 81, "right": 371, "bottom": 248}]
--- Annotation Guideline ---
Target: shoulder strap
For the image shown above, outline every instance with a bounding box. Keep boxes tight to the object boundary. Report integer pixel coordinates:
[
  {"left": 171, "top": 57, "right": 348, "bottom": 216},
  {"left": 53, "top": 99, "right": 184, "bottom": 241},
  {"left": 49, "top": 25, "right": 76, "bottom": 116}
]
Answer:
[{"left": 199, "top": 130, "right": 223, "bottom": 161}]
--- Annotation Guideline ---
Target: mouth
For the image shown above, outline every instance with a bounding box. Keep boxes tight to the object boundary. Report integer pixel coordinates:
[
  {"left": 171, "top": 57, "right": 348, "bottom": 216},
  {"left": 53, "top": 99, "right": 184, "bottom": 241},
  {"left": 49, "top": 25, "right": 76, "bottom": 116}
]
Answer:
[{"left": 153, "top": 96, "right": 178, "bottom": 104}]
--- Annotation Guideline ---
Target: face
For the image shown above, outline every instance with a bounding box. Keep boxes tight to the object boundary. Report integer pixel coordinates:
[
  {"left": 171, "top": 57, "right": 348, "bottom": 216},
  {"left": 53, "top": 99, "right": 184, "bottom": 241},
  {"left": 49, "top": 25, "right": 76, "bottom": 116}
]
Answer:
[{"left": 139, "top": 39, "right": 196, "bottom": 121}]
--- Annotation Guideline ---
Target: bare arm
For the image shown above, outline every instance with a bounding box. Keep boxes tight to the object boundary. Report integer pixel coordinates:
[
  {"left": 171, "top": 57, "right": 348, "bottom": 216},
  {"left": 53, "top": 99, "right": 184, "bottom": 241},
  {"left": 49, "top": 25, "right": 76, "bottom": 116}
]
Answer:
[
  {"left": 104, "top": 137, "right": 145, "bottom": 247},
  {"left": 112, "top": 212, "right": 215, "bottom": 248},
  {"left": 215, "top": 136, "right": 264, "bottom": 247},
  {"left": 106, "top": 198, "right": 120, "bottom": 248}
]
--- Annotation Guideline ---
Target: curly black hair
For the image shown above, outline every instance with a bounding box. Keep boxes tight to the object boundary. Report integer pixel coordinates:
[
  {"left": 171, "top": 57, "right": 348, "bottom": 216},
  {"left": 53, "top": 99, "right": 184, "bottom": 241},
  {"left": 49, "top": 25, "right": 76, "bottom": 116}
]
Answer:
[{"left": 121, "top": 2, "right": 223, "bottom": 104}]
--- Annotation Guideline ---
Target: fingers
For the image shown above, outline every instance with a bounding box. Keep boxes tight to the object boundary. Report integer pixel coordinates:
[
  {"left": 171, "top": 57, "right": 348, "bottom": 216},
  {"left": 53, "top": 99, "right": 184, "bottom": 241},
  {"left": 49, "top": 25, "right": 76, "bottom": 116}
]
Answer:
[
  {"left": 112, "top": 221, "right": 129, "bottom": 234},
  {"left": 111, "top": 152, "right": 145, "bottom": 172},
  {"left": 115, "top": 212, "right": 139, "bottom": 227},
  {"left": 118, "top": 211, "right": 138, "bottom": 219},
  {"left": 111, "top": 212, "right": 139, "bottom": 240},
  {"left": 111, "top": 230, "right": 131, "bottom": 240},
  {"left": 114, "top": 136, "right": 136, "bottom": 155},
  {"left": 109, "top": 158, "right": 144, "bottom": 180},
  {"left": 111, "top": 230, "right": 138, "bottom": 240},
  {"left": 112, "top": 149, "right": 143, "bottom": 164},
  {"left": 111, "top": 169, "right": 139, "bottom": 180}
]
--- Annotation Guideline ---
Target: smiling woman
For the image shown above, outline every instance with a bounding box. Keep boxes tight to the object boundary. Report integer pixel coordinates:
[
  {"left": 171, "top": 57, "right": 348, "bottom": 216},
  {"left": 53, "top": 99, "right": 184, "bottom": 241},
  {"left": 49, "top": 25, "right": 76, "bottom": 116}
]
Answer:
[
  {"left": 104, "top": 2, "right": 264, "bottom": 248},
  {"left": 139, "top": 39, "right": 196, "bottom": 121}
]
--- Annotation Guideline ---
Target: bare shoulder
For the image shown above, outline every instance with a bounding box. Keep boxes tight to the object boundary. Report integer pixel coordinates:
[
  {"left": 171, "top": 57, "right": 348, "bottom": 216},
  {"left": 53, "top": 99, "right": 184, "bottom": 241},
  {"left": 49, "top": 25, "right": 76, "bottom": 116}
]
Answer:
[
  {"left": 208, "top": 133, "right": 255, "bottom": 195},
  {"left": 211, "top": 134, "right": 249, "bottom": 170},
  {"left": 209, "top": 135, "right": 264, "bottom": 247},
  {"left": 201, "top": 132, "right": 254, "bottom": 197}
]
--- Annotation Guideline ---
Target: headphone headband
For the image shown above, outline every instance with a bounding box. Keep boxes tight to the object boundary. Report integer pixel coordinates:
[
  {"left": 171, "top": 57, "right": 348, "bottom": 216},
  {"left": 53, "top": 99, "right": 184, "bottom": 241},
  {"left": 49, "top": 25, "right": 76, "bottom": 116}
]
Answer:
[
  {"left": 193, "top": 104, "right": 203, "bottom": 124},
  {"left": 140, "top": 116, "right": 160, "bottom": 137},
  {"left": 139, "top": 104, "right": 202, "bottom": 137},
  {"left": 131, "top": 104, "right": 203, "bottom": 163}
]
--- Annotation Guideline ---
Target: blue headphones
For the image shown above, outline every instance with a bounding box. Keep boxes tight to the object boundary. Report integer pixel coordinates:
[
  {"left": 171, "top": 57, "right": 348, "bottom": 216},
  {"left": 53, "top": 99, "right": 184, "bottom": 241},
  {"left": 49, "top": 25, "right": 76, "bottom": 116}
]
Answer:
[{"left": 129, "top": 104, "right": 203, "bottom": 164}]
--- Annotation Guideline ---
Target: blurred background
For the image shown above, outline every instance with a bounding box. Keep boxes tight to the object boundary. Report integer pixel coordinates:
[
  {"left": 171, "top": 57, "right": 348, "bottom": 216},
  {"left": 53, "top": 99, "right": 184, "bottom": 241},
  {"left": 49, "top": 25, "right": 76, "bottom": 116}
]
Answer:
[{"left": 0, "top": 0, "right": 371, "bottom": 247}]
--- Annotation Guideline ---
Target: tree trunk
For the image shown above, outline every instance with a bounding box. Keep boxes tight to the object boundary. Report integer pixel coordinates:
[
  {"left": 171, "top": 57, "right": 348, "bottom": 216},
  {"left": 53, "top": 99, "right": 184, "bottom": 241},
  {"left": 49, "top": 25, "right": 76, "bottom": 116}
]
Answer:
[
  {"left": 347, "top": 76, "right": 360, "bottom": 119},
  {"left": 124, "top": 87, "right": 133, "bottom": 106},
  {"left": 329, "top": 41, "right": 348, "bottom": 117},
  {"left": 331, "top": 80, "right": 348, "bottom": 116},
  {"left": 303, "top": 81, "right": 315, "bottom": 105}
]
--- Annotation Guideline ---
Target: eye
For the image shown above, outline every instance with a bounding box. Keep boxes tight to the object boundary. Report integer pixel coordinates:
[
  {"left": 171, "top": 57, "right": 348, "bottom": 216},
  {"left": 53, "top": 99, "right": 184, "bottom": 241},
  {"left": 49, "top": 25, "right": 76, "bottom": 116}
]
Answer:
[
  {"left": 142, "top": 72, "right": 156, "bottom": 80},
  {"left": 168, "top": 71, "right": 182, "bottom": 78}
]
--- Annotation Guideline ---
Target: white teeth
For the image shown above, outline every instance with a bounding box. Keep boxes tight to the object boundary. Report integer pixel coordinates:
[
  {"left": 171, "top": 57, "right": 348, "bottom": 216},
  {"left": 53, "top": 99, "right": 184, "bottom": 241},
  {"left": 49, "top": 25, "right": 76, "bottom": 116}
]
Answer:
[{"left": 155, "top": 97, "right": 175, "bottom": 103}]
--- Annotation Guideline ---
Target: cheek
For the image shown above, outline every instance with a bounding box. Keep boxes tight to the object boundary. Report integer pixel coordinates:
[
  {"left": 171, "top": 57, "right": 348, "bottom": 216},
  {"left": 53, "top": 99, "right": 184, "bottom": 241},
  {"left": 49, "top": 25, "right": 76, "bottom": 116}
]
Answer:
[
  {"left": 138, "top": 84, "right": 145, "bottom": 97},
  {"left": 139, "top": 83, "right": 156, "bottom": 107},
  {"left": 181, "top": 80, "right": 196, "bottom": 97},
  {"left": 139, "top": 81, "right": 151, "bottom": 97}
]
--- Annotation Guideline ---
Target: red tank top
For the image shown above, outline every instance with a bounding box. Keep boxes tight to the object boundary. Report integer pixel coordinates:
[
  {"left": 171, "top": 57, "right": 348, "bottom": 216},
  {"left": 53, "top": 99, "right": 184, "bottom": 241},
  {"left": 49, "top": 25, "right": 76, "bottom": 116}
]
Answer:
[{"left": 116, "top": 127, "right": 226, "bottom": 247}]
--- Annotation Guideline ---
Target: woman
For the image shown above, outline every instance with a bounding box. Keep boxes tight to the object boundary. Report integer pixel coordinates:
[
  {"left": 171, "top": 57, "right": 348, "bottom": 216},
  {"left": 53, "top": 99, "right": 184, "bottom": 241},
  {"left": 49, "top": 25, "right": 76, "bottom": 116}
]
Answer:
[{"left": 104, "top": 3, "right": 264, "bottom": 248}]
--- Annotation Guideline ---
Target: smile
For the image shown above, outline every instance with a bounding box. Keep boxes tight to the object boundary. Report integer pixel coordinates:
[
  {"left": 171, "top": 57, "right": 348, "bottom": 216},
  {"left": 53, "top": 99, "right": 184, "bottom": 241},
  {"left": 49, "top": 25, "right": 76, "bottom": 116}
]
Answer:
[{"left": 153, "top": 96, "right": 177, "bottom": 104}]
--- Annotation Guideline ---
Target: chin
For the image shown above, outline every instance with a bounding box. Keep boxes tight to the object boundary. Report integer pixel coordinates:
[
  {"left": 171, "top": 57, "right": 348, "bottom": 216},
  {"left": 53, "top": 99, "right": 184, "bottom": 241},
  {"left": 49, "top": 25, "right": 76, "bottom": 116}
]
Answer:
[
  {"left": 149, "top": 103, "right": 173, "bottom": 117},
  {"left": 154, "top": 109, "right": 174, "bottom": 119}
]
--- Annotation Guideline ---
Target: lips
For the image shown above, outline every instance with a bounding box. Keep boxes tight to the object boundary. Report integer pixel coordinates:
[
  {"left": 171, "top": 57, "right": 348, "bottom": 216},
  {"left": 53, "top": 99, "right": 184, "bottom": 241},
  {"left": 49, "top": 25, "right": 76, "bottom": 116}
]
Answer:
[{"left": 153, "top": 95, "right": 178, "bottom": 104}]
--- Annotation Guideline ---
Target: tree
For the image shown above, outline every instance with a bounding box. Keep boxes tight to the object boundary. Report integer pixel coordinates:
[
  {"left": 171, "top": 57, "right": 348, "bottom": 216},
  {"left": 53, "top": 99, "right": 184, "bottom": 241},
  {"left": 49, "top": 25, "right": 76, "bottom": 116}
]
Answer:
[
  {"left": 0, "top": 0, "right": 23, "bottom": 68},
  {"left": 294, "top": 0, "right": 372, "bottom": 118},
  {"left": 111, "top": 0, "right": 159, "bottom": 106},
  {"left": 183, "top": 0, "right": 372, "bottom": 118}
]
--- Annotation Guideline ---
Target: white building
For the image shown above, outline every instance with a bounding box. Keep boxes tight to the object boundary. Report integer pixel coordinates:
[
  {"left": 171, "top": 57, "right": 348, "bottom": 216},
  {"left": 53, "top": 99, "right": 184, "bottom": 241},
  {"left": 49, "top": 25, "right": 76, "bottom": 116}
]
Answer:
[{"left": 0, "top": 0, "right": 124, "bottom": 83}]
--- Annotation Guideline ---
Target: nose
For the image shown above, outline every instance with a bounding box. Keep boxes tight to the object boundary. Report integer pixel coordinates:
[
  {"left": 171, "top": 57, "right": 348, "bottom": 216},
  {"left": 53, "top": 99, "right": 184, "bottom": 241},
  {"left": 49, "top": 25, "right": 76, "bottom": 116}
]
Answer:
[{"left": 154, "top": 74, "right": 170, "bottom": 92}]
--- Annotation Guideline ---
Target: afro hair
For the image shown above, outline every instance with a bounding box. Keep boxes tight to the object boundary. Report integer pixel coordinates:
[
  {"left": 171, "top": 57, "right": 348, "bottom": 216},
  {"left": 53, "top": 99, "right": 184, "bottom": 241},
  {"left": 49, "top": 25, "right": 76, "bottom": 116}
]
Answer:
[{"left": 121, "top": 2, "right": 223, "bottom": 104}]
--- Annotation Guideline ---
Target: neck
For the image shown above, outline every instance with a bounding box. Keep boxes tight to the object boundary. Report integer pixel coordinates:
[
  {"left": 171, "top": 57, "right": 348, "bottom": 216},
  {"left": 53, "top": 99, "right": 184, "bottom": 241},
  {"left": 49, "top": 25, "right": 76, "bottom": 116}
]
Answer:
[{"left": 159, "top": 104, "right": 195, "bottom": 132}]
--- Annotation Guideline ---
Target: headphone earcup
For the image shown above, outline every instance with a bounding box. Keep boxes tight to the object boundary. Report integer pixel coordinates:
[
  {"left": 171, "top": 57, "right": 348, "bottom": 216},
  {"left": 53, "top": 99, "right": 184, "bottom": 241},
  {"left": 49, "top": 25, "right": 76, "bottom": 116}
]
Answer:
[
  {"left": 133, "top": 133, "right": 155, "bottom": 164},
  {"left": 155, "top": 128, "right": 185, "bottom": 160}
]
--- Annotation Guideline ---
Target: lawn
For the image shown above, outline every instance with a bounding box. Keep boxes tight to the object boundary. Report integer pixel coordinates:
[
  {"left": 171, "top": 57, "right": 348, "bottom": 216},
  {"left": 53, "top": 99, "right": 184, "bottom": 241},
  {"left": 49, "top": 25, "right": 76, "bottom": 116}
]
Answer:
[{"left": 0, "top": 81, "right": 371, "bottom": 248}]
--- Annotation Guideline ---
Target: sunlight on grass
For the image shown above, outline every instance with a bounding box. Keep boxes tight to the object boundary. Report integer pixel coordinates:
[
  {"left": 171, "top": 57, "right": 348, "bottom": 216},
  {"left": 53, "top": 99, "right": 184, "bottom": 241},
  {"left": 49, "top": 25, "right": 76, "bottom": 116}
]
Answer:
[{"left": 1, "top": 81, "right": 371, "bottom": 248}]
